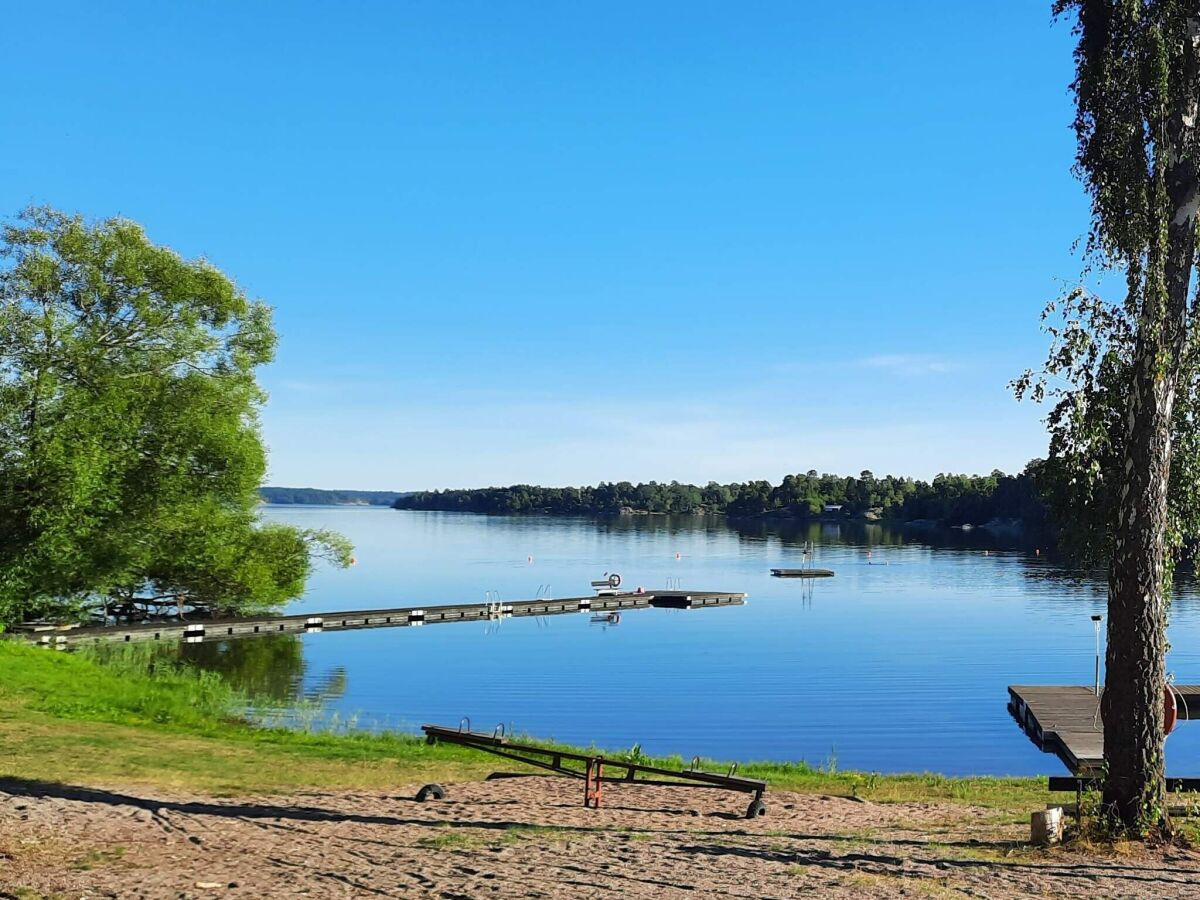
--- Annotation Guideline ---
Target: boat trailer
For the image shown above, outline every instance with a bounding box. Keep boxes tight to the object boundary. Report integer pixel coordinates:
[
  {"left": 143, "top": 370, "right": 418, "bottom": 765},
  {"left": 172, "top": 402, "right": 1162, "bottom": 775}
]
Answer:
[{"left": 419, "top": 722, "right": 769, "bottom": 819}]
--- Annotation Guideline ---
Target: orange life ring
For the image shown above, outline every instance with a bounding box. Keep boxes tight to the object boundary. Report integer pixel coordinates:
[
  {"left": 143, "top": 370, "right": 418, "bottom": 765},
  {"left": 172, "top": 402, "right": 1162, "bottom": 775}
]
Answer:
[{"left": 1165, "top": 684, "right": 1179, "bottom": 736}]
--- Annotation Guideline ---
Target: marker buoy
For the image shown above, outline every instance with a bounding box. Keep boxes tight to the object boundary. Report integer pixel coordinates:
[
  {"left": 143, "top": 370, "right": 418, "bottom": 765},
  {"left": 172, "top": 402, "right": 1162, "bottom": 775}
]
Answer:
[
  {"left": 1166, "top": 684, "right": 1180, "bottom": 736},
  {"left": 349, "top": 556, "right": 358, "bottom": 566},
  {"left": 527, "top": 555, "right": 534, "bottom": 563},
  {"left": 675, "top": 552, "right": 681, "bottom": 560}
]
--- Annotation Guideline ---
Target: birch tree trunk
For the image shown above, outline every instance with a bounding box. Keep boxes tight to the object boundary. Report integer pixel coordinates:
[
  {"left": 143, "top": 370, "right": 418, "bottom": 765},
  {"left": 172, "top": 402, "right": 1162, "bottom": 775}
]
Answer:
[
  {"left": 1102, "top": 17, "right": 1200, "bottom": 828},
  {"left": 1103, "top": 302, "right": 1180, "bottom": 829}
]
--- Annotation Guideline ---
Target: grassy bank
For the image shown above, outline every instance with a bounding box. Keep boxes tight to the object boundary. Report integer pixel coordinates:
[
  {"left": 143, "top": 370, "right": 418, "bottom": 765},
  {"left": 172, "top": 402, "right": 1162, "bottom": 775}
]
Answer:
[{"left": 0, "top": 640, "right": 1050, "bottom": 810}]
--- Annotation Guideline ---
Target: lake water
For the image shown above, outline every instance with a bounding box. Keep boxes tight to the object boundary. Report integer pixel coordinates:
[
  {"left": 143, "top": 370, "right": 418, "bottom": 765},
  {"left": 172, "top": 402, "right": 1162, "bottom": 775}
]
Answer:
[{"left": 188, "top": 506, "right": 1200, "bottom": 777}]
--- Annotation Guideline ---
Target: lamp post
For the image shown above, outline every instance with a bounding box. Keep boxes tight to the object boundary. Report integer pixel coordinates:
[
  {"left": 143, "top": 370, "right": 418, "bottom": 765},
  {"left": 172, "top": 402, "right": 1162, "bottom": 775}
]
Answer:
[{"left": 1091, "top": 614, "right": 1103, "bottom": 696}]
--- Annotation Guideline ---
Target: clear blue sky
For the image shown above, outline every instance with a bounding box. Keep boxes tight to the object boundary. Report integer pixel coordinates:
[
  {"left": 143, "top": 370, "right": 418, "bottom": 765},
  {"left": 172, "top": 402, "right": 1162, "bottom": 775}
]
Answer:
[{"left": 1, "top": 2, "right": 1092, "bottom": 490}]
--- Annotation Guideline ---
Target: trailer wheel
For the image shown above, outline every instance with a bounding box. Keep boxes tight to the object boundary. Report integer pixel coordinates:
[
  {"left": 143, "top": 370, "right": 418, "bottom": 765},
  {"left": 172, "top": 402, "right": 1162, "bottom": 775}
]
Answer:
[
  {"left": 745, "top": 798, "right": 767, "bottom": 819},
  {"left": 416, "top": 783, "right": 446, "bottom": 802}
]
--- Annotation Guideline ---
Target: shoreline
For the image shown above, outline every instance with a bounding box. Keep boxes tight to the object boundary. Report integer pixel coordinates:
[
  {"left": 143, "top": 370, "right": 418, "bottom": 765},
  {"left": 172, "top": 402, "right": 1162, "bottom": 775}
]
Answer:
[
  {"left": 0, "top": 642, "right": 1049, "bottom": 800},
  {"left": 4, "top": 643, "right": 1200, "bottom": 898}
]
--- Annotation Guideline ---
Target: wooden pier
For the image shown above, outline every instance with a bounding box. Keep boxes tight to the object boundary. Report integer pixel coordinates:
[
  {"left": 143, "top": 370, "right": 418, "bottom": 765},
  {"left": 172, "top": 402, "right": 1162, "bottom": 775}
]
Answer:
[
  {"left": 1008, "top": 684, "right": 1200, "bottom": 773},
  {"left": 14, "top": 590, "right": 746, "bottom": 649}
]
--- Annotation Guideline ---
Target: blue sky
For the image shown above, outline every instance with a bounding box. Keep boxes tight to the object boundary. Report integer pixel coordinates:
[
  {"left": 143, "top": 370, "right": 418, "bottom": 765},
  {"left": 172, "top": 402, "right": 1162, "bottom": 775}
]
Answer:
[{"left": 2, "top": 2, "right": 1095, "bottom": 490}]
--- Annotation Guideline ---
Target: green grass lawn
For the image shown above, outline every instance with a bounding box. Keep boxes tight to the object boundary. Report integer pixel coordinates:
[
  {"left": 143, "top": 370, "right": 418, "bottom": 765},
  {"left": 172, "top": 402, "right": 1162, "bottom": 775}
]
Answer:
[{"left": 0, "top": 639, "right": 1053, "bottom": 810}]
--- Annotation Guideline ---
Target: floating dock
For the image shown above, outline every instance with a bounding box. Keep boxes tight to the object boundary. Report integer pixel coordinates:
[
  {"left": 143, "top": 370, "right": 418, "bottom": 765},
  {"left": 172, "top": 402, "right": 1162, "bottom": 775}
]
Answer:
[
  {"left": 1008, "top": 684, "right": 1200, "bottom": 772},
  {"left": 770, "top": 568, "right": 835, "bottom": 578},
  {"left": 14, "top": 590, "right": 746, "bottom": 649}
]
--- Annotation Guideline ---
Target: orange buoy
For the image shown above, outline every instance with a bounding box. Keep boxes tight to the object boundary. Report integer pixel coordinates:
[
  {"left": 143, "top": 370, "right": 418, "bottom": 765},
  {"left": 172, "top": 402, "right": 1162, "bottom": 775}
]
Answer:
[
  {"left": 1166, "top": 684, "right": 1179, "bottom": 736},
  {"left": 349, "top": 556, "right": 358, "bottom": 566}
]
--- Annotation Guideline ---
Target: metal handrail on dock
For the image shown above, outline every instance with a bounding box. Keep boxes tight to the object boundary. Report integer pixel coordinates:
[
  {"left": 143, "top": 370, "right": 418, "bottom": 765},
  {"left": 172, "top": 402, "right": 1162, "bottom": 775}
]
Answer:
[{"left": 420, "top": 724, "right": 768, "bottom": 819}]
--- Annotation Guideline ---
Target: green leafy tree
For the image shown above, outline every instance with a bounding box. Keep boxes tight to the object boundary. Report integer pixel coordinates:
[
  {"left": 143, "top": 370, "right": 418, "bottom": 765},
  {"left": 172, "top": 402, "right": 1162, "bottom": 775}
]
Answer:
[
  {"left": 0, "top": 207, "right": 351, "bottom": 626},
  {"left": 1017, "top": 2, "right": 1200, "bottom": 833}
]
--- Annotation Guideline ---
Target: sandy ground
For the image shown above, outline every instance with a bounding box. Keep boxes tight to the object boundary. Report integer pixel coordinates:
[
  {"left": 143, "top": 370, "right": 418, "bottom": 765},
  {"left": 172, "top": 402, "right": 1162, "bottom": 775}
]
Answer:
[{"left": 3, "top": 776, "right": 1200, "bottom": 898}]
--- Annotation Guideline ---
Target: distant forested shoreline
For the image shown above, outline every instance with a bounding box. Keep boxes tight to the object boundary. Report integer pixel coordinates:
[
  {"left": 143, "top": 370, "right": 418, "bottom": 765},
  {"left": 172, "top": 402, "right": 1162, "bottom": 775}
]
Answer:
[
  {"left": 260, "top": 487, "right": 409, "bottom": 506},
  {"left": 391, "top": 465, "right": 1048, "bottom": 529}
]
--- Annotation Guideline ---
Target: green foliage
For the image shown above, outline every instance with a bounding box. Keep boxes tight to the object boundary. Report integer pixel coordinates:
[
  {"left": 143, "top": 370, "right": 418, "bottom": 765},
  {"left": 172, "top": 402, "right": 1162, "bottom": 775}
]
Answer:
[
  {"left": 1014, "top": 3, "right": 1200, "bottom": 567},
  {"left": 0, "top": 207, "right": 351, "bottom": 626},
  {"left": 394, "top": 467, "right": 1047, "bottom": 527},
  {"left": 1052, "top": 0, "right": 1196, "bottom": 271},
  {"left": 1015, "top": 290, "right": 1200, "bottom": 564}
]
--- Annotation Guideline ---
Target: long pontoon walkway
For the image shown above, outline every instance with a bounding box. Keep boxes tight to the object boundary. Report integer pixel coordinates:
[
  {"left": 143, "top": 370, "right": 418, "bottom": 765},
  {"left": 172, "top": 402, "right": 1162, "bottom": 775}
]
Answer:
[{"left": 13, "top": 590, "right": 746, "bottom": 649}]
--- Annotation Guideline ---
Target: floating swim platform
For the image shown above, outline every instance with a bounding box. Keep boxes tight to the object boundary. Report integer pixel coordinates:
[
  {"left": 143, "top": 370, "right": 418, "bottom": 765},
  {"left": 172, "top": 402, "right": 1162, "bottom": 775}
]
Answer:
[{"left": 770, "top": 568, "right": 835, "bottom": 578}]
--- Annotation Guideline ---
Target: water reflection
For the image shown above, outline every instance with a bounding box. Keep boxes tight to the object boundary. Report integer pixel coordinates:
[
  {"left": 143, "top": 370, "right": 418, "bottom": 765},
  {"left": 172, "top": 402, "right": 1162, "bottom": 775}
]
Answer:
[
  {"left": 147, "top": 507, "right": 1200, "bottom": 775},
  {"left": 178, "top": 634, "right": 347, "bottom": 706},
  {"left": 726, "top": 517, "right": 1051, "bottom": 552}
]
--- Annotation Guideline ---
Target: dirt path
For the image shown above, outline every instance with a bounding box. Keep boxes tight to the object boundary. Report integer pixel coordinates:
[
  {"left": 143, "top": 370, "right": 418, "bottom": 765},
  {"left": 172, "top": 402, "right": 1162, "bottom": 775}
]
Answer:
[{"left": 2, "top": 776, "right": 1200, "bottom": 898}]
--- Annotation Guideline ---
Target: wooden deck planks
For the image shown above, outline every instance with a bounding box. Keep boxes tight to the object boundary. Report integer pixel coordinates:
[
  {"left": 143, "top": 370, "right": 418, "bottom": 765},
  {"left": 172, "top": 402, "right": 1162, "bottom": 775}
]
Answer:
[
  {"left": 1009, "top": 685, "right": 1104, "bottom": 772},
  {"left": 1009, "top": 684, "right": 1200, "bottom": 773}
]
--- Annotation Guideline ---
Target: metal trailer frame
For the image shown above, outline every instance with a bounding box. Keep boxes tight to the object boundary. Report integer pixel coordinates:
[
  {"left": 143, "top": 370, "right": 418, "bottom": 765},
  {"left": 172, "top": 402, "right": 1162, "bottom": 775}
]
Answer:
[{"left": 420, "top": 723, "right": 769, "bottom": 819}]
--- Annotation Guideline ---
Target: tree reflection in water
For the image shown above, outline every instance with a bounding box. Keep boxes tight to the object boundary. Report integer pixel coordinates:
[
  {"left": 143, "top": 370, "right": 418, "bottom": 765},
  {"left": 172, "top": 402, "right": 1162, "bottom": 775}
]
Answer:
[
  {"left": 180, "top": 634, "right": 346, "bottom": 705},
  {"left": 87, "top": 634, "right": 345, "bottom": 707}
]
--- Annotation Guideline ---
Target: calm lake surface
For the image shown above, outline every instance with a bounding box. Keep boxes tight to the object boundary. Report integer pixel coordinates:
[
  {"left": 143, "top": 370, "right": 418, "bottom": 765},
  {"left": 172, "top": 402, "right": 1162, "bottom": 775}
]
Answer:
[{"left": 192, "top": 506, "right": 1200, "bottom": 777}]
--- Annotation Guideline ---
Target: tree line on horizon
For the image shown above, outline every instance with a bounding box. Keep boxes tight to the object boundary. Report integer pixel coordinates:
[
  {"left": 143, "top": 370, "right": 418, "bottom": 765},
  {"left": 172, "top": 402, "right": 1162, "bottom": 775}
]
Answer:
[
  {"left": 392, "top": 464, "right": 1049, "bottom": 528},
  {"left": 259, "top": 487, "right": 406, "bottom": 506}
]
